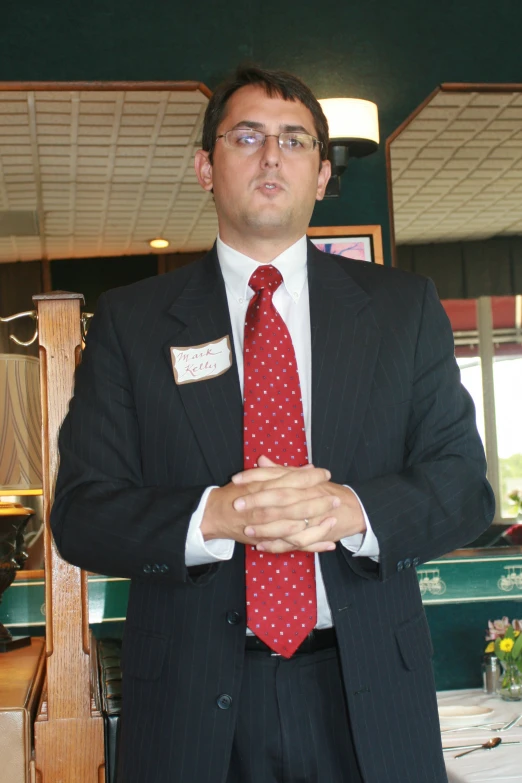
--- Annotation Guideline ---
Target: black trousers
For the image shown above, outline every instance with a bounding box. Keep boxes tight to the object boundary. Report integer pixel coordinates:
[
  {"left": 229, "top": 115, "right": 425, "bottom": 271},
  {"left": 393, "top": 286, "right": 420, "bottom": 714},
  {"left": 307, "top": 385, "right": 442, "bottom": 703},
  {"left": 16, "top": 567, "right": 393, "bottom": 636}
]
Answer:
[{"left": 227, "top": 646, "right": 364, "bottom": 783}]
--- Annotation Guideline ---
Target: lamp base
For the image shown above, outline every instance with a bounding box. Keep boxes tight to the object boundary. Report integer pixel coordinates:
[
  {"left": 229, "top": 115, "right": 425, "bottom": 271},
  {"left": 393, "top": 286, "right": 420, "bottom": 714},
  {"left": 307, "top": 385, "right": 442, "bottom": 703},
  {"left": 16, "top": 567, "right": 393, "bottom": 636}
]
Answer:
[
  {"left": 324, "top": 176, "right": 341, "bottom": 198},
  {"left": 325, "top": 138, "right": 379, "bottom": 198},
  {"left": 0, "top": 634, "right": 32, "bottom": 653},
  {"left": 325, "top": 145, "right": 350, "bottom": 198}
]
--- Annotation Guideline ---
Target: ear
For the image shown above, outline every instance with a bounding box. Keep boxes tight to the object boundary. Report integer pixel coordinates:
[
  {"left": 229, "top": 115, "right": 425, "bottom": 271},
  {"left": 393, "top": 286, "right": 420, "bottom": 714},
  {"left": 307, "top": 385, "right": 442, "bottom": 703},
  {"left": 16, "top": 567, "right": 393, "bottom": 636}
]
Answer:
[
  {"left": 315, "top": 159, "right": 331, "bottom": 201},
  {"left": 194, "top": 149, "right": 214, "bottom": 192}
]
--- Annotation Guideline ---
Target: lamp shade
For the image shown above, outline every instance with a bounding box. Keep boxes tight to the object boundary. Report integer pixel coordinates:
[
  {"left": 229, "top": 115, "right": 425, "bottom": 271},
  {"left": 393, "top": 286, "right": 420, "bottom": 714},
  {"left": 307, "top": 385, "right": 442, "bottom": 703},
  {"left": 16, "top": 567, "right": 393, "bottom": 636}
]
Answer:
[
  {"left": 0, "top": 354, "right": 42, "bottom": 491},
  {"left": 319, "top": 98, "right": 379, "bottom": 146}
]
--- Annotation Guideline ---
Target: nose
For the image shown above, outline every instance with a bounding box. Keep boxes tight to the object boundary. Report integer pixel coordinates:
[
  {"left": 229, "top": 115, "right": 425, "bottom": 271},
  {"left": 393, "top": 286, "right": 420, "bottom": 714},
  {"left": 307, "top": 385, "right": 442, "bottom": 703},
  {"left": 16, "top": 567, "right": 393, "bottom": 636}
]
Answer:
[{"left": 259, "top": 135, "right": 282, "bottom": 168}]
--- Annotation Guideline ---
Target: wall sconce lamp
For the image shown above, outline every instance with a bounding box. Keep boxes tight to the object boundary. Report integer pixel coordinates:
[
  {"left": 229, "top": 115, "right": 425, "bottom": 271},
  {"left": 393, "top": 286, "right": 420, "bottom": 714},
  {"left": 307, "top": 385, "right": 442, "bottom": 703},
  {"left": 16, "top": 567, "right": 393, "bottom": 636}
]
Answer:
[{"left": 319, "top": 98, "right": 379, "bottom": 198}]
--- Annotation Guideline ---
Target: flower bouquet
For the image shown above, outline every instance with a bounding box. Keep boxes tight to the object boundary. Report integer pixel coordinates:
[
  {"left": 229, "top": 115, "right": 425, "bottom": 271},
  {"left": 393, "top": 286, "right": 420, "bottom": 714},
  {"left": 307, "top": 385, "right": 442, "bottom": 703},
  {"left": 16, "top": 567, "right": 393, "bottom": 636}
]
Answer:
[{"left": 485, "top": 617, "right": 522, "bottom": 700}]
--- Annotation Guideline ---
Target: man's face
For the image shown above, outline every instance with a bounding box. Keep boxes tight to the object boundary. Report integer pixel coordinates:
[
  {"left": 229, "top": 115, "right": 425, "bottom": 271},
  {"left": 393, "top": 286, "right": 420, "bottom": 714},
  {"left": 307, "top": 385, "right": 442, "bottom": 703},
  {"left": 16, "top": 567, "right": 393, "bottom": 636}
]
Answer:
[{"left": 195, "top": 84, "right": 331, "bottom": 246}]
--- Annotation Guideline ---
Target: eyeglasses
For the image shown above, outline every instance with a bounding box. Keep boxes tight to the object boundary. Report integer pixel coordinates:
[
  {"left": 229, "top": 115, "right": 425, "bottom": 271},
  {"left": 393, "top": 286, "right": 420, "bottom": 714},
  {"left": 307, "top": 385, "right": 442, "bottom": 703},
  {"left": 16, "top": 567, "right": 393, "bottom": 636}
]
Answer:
[{"left": 215, "top": 128, "right": 323, "bottom": 155}]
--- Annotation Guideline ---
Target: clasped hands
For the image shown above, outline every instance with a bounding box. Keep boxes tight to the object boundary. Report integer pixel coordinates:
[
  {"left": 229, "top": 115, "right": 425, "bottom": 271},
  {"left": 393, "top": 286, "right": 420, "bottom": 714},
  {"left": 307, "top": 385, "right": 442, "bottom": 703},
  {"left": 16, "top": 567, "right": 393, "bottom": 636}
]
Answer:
[{"left": 201, "top": 455, "right": 366, "bottom": 554}]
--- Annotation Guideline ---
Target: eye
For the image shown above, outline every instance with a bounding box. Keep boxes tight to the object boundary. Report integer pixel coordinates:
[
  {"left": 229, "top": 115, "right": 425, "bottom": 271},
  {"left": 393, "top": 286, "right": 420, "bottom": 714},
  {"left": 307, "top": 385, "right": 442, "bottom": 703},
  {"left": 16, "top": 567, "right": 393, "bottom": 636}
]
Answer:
[
  {"left": 235, "top": 130, "right": 262, "bottom": 146},
  {"left": 287, "top": 135, "right": 304, "bottom": 148},
  {"left": 281, "top": 133, "right": 311, "bottom": 151}
]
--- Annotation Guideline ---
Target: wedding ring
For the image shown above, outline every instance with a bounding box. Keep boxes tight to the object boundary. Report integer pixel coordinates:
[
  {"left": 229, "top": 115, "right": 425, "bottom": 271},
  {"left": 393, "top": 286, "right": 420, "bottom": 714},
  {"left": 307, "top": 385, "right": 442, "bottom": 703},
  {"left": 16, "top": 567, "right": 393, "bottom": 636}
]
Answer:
[{"left": 304, "top": 518, "right": 310, "bottom": 528}]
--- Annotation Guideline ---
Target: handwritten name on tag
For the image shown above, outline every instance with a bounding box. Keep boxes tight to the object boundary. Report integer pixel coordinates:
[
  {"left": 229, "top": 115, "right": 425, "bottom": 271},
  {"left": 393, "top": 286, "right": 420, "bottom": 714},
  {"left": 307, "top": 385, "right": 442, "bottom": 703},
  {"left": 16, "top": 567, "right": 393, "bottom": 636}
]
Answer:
[{"left": 170, "top": 336, "right": 232, "bottom": 385}]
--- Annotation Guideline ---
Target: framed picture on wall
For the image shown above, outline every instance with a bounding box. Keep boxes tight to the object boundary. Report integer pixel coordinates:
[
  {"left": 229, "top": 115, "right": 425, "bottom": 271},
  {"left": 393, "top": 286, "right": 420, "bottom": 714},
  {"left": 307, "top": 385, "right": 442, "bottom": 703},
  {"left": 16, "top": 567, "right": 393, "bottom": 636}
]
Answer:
[{"left": 307, "top": 225, "right": 384, "bottom": 265}]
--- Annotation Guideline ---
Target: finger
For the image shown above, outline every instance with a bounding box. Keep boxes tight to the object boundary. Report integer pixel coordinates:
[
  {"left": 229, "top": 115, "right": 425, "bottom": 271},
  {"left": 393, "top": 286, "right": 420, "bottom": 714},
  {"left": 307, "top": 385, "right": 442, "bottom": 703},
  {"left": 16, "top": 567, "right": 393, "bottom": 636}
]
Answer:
[
  {"left": 246, "top": 507, "right": 337, "bottom": 542},
  {"left": 245, "top": 514, "right": 320, "bottom": 541},
  {"left": 234, "top": 466, "right": 331, "bottom": 492},
  {"left": 232, "top": 457, "right": 322, "bottom": 485},
  {"left": 236, "top": 486, "right": 324, "bottom": 513},
  {"left": 299, "top": 541, "right": 337, "bottom": 553},
  {"left": 257, "top": 467, "right": 330, "bottom": 491},
  {"left": 257, "top": 454, "right": 316, "bottom": 470},
  {"left": 232, "top": 465, "right": 296, "bottom": 484},
  {"left": 256, "top": 455, "right": 280, "bottom": 468},
  {"left": 235, "top": 484, "right": 335, "bottom": 512},
  {"left": 258, "top": 539, "right": 337, "bottom": 554},
  {"left": 257, "top": 519, "right": 337, "bottom": 553},
  {"left": 240, "top": 493, "right": 340, "bottom": 527},
  {"left": 281, "top": 517, "right": 338, "bottom": 550}
]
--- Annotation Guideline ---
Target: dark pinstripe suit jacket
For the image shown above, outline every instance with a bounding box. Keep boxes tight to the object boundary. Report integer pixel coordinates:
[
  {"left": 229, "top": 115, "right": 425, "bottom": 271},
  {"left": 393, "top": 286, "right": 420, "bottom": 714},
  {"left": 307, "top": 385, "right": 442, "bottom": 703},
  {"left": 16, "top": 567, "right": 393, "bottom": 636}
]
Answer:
[{"left": 51, "top": 241, "right": 494, "bottom": 783}]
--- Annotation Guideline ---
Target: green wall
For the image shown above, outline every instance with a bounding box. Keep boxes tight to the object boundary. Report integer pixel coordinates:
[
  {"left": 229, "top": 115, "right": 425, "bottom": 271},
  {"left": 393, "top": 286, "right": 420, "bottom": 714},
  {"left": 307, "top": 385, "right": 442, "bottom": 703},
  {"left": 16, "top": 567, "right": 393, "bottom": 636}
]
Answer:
[
  {"left": 10, "top": 601, "right": 522, "bottom": 691},
  {"left": 2, "top": 0, "right": 522, "bottom": 267},
  {"left": 426, "top": 601, "right": 522, "bottom": 690}
]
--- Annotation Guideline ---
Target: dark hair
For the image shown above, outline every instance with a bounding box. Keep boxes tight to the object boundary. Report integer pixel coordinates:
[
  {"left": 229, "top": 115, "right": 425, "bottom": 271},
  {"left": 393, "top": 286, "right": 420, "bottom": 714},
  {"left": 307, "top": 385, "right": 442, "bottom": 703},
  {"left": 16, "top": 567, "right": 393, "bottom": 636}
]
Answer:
[{"left": 202, "top": 66, "right": 329, "bottom": 163}]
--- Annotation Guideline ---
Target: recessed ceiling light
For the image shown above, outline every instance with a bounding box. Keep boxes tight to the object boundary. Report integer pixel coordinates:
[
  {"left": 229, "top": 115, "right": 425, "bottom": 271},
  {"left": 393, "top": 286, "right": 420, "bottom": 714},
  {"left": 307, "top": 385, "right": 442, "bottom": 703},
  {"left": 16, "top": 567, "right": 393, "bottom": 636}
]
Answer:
[{"left": 148, "top": 238, "right": 169, "bottom": 249}]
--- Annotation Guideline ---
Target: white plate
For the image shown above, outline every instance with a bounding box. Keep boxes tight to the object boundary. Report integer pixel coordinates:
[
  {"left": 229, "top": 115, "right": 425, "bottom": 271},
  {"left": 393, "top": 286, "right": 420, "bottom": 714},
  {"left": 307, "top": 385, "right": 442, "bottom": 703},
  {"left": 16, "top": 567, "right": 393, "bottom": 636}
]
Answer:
[{"left": 438, "top": 705, "right": 495, "bottom": 727}]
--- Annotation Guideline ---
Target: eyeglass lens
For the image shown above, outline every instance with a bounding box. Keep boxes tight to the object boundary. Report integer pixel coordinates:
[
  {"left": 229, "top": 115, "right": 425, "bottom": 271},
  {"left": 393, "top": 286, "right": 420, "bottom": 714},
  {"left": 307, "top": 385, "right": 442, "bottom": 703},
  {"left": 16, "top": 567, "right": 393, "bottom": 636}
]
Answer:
[{"left": 222, "top": 129, "right": 318, "bottom": 153}]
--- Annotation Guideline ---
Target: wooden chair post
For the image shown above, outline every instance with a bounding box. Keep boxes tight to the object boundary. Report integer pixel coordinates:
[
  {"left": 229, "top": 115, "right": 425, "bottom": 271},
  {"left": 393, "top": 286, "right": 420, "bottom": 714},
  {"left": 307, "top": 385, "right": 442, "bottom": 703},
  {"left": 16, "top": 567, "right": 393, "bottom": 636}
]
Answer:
[{"left": 32, "top": 292, "right": 105, "bottom": 783}]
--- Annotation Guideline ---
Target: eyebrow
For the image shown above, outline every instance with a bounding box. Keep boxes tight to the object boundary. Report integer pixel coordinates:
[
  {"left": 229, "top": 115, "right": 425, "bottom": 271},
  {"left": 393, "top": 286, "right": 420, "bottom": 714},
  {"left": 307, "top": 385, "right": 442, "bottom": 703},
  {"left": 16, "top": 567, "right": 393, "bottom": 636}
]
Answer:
[{"left": 229, "top": 120, "right": 313, "bottom": 134}]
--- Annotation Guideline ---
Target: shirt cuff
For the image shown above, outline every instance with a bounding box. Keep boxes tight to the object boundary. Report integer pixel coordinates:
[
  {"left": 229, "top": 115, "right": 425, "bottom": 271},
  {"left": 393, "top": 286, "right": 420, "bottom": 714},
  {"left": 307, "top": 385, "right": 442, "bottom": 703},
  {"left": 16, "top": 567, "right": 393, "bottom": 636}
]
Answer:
[
  {"left": 185, "top": 486, "right": 235, "bottom": 566},
  {"left": 340, "top": 485, "right": 380, "bottom": 562}
]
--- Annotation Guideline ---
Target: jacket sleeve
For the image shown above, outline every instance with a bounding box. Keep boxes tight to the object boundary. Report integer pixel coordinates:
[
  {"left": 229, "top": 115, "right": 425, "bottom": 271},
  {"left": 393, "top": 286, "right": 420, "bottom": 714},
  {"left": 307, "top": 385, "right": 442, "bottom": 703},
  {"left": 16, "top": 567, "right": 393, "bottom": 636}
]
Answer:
[
  {"left": 347, "top": 278, "right": 495, "bottom": 582},
  {"left": 50, "top": 292, "right": 217, "bottom": 585}
]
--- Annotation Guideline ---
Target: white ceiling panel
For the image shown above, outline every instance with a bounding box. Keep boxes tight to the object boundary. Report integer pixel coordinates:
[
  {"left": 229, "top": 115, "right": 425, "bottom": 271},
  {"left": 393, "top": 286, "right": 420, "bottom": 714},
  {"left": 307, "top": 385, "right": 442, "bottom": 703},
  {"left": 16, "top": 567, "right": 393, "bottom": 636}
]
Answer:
[
  {"left": 391, "top": 90, "right": 522, "bottom": 244},
  {"left": 0, "top": 86, "right": 217, "bottom": 263}
]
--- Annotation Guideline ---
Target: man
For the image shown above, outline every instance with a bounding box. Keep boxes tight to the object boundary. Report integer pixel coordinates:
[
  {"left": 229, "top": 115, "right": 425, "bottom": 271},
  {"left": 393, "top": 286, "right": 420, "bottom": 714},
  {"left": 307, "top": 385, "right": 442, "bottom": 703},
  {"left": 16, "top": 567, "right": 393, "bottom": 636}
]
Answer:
[{"left": 51, "top": 66, "right": 494, "bottom": 783}]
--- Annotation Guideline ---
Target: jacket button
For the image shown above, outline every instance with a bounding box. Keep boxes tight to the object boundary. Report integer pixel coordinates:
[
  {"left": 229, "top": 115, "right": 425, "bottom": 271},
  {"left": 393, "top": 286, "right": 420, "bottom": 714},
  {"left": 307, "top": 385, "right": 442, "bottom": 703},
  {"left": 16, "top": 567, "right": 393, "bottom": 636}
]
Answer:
[
  {"left": 412, "top": 557, "right": 420, "bottom": 567},
  {"left": 159, "top": 564, "right": 169, "bottom": 574},
  {"left": 404, "top": 558, "right": 412, "bottom": 569},
  {"left": 226, "top": 611, "right": 241, "bottom": 625},
  {"left": 152, "top": 563, "right": 161, "bottom": 574},
  {"left": 143, "top": 564, "right": 152, "bottom": 574},
  {"left": 397, "top": 561, "right": 404, "bottom": 572},
  {"left": 216, "top": 694, "right": 232, "bottom": 710}
]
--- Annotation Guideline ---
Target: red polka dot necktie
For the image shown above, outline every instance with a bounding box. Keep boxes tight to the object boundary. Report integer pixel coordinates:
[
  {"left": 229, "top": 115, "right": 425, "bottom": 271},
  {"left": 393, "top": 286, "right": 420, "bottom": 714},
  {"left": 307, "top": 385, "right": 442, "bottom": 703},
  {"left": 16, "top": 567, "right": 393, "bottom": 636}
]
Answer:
[{"left": 243, "top": 264, "right": 317, "bottom": 658}]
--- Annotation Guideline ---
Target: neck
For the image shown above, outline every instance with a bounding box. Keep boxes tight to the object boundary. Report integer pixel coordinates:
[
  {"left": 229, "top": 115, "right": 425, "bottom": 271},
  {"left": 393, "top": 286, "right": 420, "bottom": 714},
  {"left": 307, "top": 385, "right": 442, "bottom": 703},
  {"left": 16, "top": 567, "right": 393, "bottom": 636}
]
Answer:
[{"left": 218, "top": 227, "right": 305, "bottom": 263}]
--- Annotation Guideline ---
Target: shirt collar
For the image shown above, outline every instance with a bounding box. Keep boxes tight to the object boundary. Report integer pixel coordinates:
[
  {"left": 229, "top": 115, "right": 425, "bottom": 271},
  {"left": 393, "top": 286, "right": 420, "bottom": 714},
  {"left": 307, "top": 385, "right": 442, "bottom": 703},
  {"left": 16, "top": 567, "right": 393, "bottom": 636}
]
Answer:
[{"left": 216, "top": 234, "right": 308, "bottom": 304}]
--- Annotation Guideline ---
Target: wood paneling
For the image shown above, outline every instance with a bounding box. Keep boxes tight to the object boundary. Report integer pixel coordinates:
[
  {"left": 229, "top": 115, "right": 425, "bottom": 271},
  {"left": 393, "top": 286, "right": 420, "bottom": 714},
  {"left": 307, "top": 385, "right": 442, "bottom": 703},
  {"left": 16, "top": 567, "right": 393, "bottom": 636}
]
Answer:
[{"left": 32, "top": 292, "right": 105, "bottom": 782}]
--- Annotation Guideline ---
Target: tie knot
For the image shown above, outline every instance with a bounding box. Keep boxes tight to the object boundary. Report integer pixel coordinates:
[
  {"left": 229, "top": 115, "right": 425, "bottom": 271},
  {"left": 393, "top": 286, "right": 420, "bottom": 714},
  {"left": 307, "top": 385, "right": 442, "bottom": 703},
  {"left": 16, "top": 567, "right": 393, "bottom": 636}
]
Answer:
[{"left": 248, "top": 264, "right": 283, "bottom": 295}]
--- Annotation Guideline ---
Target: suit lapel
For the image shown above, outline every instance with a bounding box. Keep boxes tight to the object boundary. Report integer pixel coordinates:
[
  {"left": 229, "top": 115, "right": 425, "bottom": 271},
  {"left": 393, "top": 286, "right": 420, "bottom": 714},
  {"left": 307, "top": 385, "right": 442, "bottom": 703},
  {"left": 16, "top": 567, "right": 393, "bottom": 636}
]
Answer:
[
  {"left": 163, "top": 246, "right": 244, "bottom": 485},
  {"left": 161, "top": 241, "right": 381, "bottom": 484},
  {"left": 308, "top": 241, "right": 381, "bottom": 481}
]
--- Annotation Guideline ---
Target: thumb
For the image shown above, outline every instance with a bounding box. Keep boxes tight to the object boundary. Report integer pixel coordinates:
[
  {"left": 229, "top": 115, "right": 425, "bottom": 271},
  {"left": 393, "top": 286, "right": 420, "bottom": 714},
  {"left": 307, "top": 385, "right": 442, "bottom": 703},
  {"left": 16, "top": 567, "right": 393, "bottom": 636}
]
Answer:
[{"left": 257, "top": 455, "right": 279, "bottom": 467}]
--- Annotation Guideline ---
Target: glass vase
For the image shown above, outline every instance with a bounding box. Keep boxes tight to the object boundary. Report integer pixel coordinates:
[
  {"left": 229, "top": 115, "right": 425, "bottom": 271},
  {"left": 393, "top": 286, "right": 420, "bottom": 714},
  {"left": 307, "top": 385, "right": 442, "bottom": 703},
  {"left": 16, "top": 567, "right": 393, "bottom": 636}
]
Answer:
[{"left": 496, "top": 660, "right": 522, "bottom": 701}]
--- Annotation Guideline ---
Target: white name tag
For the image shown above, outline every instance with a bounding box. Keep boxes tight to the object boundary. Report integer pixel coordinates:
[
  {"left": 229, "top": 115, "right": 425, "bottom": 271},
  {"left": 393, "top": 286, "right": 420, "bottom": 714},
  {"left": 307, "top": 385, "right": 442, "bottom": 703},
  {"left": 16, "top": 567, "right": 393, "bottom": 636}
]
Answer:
[{"left": 170, "top": 335, "right": 232, "bottom": 385}]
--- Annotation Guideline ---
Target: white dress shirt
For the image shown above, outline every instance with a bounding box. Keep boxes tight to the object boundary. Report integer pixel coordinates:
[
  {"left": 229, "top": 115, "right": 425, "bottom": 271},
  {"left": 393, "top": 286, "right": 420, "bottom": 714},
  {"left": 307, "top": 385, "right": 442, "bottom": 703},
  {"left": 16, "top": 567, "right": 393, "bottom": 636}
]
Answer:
[{"left": 185, "top": 234, "right": 380, "bottom": 631}]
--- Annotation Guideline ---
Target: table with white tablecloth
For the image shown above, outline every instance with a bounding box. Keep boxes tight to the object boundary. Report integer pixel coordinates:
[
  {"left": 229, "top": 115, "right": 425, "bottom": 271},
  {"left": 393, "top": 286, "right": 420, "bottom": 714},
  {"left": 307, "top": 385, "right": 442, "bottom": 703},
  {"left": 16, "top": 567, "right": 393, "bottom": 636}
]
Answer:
[{"left": 438, "top": 689, "right": 522, "bottom": 782}]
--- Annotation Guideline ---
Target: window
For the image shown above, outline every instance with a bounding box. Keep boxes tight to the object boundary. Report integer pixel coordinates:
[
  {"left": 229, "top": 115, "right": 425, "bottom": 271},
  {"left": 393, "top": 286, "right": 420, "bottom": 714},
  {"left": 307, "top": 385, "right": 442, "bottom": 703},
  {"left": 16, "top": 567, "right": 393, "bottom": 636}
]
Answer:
[
  {"left": 494, "top": 352, "right": 522, "bottom": 518},
  {"left": 444, "top": 296, "right": 522, "bottom": 522},
  {"left": 457, "top": 357, "right": 485, "bottom": 448}
]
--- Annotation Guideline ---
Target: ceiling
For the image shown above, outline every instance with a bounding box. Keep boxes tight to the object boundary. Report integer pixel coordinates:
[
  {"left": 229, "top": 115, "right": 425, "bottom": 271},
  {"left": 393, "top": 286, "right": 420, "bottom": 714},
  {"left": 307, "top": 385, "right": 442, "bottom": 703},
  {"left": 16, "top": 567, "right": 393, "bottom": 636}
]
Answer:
[
  {"left": 390, "top": 89, "right": 522, "bottom": 245},
  {"left": 4, "top": 85, "right": 522, "bottom": 261},
  {"left": 0, "top": 86, "right": 219, "bottom": 263}
]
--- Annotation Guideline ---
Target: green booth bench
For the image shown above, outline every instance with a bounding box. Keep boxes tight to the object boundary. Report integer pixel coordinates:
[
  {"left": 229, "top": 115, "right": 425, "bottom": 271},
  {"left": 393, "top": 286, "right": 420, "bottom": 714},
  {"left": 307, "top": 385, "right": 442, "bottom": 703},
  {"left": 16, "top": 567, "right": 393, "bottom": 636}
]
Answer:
[{"left": 3, "top": 550, "right": 522, "bottom": 691}]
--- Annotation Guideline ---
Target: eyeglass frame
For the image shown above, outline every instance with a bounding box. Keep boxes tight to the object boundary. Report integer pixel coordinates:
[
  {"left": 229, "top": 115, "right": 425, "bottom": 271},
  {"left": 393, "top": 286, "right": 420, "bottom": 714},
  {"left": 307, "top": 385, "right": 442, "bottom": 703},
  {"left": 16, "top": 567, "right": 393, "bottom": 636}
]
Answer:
[{"left": 214, "top": 128, "right": 324, "bottom": 154}]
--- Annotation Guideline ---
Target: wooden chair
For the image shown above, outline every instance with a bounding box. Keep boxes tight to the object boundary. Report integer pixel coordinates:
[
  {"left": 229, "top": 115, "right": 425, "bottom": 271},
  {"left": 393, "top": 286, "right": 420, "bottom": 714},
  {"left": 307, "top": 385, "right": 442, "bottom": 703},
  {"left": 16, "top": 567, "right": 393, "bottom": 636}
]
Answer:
[{"left": 32, "top": 292, "right": 105, "bottom": 782}]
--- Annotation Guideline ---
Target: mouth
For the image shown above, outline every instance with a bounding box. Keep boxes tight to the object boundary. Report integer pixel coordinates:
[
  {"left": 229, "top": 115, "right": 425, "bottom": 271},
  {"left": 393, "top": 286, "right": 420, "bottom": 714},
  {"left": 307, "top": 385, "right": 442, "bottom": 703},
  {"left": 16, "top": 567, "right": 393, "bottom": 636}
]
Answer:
[{"left": 256, "top": 181, "right": 285, "bottom": 195}]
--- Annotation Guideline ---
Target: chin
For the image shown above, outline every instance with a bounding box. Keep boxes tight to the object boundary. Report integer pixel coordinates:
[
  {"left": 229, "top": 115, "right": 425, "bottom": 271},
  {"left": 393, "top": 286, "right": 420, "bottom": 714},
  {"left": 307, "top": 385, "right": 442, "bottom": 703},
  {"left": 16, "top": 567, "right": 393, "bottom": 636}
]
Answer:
[{"left": 243, "top": 208, "right": 294, "bottom": 232}]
